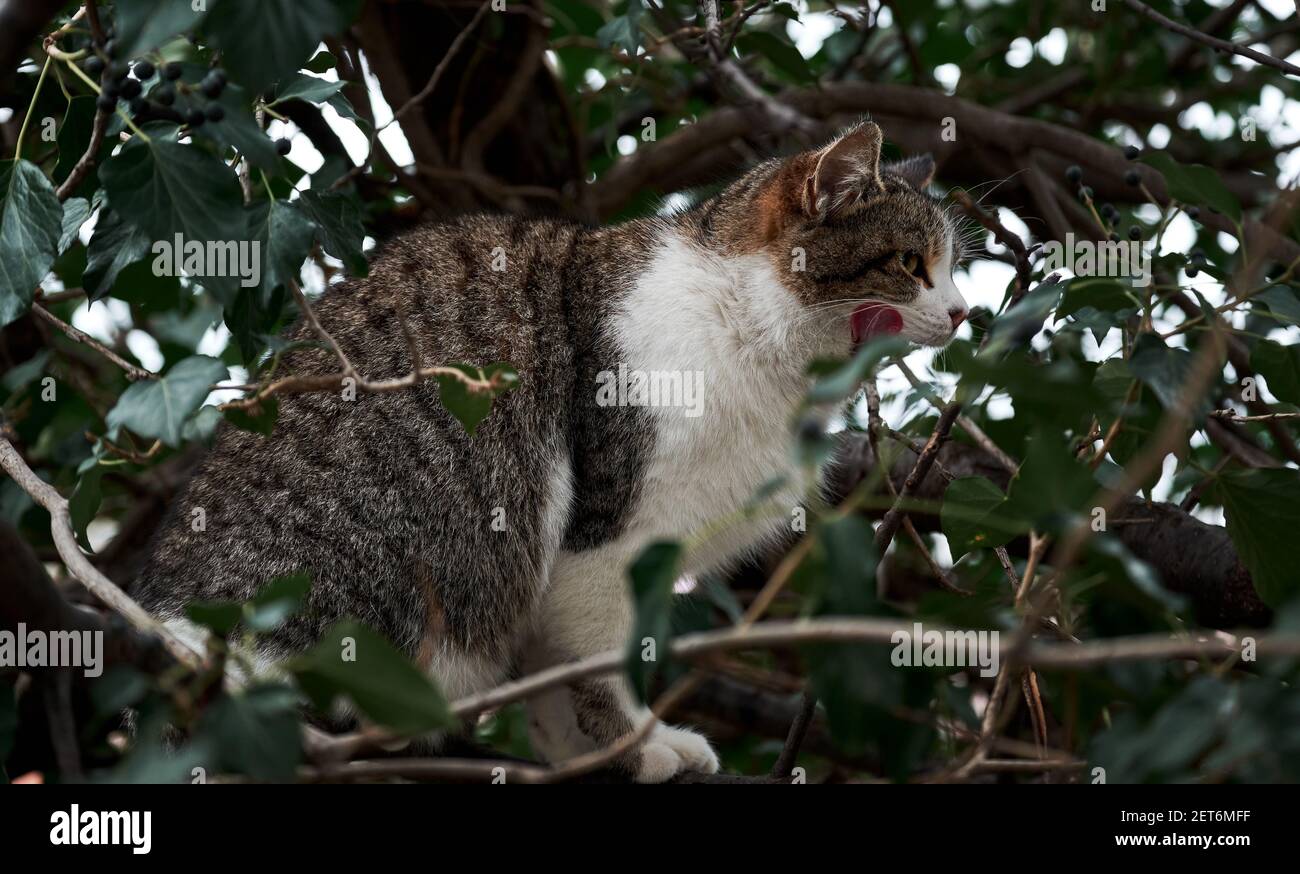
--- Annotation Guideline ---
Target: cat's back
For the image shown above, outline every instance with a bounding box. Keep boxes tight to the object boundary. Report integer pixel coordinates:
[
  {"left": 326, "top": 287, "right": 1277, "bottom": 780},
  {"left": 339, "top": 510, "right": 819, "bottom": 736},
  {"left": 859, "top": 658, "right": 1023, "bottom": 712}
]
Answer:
[{"left": 134, "top": 213, "right": 602, "bottom": 642}]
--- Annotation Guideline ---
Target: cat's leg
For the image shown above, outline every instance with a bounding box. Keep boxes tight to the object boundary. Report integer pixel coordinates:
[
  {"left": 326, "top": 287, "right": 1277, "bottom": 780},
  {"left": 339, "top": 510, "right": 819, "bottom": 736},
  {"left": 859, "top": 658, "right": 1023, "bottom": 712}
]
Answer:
[{"left": 523, "top": 549, "right": 719, "bottom": 783}]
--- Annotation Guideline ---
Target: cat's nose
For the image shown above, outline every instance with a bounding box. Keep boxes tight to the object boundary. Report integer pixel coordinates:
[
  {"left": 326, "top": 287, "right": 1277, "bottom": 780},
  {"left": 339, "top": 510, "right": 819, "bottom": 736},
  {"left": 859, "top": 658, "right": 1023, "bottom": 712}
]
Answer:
[{"left": 948, "top": 307, "right": 969, "bottom": 329}]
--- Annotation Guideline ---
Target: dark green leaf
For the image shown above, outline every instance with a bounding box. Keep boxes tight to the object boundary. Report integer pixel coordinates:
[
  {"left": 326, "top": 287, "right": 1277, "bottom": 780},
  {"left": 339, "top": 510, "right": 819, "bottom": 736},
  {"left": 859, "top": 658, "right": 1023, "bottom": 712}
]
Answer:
[
  {"left": 806, "top": 336, "right": 909, "bottom": 404},
  {"left": 114, "top": 0, "right": 207, "bottom": 59},
  {"left": 1129, "top": 333, "right": 1211, "bottom": 419},
  {"left": 0, "top": 159, "right": 62, "bottom": 327},
  {"left": 289, "top": 619, "right": 454, "bottom": 734},
  {"left": 436, "top": 362, "right": 518, "bottom": 435},
  {"left": 205, "top": 0, "right": 363, "bottom": 92},
  {"left": 83, "top": 208, "right": 153, "bottom": 300},
  {"left": 59, "top": 197, "right": 90, "bottom": 255},
  {"left": 224, "top": 397, "right": 279, "bottom": 436},
  {"left": 296, "top": 189, "right": 368, "bottom": 276},
  {"left": 625, "top": 540, "right": 683, "bottom": 702},
  {"left": 737, "top": 31, "right": 814, "bottom": 82},
  {"left": 105, "top": 354, "right": 228, "bottom": 447},
  {"left": 1140, "top": 152, "right": 1241, "bottom": 222},
  {"left": 941, "top": 475, "right": 1017, "bottom": 559},
  {"left": 198, "top": 685, "right": 302, "bottom": 781},
  {"left": 1250, "top": 340, "right": 1300, "bottom": 406},
  {"left": 99, "top": 124, "right": 248, "bottom": 248},
  {"left": 1212, "top": 468, "right": 1300, "bottom": 607},
  {"left": 69, "top": 460, "right": 104, "bottom": 553}
]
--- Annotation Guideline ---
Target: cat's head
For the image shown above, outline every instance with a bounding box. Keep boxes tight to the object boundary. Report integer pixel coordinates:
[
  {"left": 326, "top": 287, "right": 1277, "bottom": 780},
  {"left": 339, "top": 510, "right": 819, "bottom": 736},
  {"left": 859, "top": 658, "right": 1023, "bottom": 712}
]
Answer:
[{"left": 749, "top": 122, "right": 968, "bottom": 350}]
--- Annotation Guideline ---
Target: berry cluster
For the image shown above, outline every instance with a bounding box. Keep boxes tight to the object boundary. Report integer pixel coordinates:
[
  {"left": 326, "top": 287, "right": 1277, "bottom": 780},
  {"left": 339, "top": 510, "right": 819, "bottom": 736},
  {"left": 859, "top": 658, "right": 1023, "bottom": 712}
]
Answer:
[{"left": 82, "top": 25, "right": 290, "bottom": 157}]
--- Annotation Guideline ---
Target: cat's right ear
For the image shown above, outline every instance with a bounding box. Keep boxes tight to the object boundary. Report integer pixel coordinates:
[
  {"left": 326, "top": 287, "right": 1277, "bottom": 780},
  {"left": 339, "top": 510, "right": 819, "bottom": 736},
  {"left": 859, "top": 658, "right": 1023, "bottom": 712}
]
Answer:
[{"left": 803, "top": 122, "right": 886, "bottom": 221}]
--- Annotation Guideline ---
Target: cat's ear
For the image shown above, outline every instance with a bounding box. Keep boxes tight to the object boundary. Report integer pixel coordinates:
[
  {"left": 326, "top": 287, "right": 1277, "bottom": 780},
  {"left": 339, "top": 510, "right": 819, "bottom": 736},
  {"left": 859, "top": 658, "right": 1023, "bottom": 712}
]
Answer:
[
  {"left": 803, "top": 122, "right": 885, "bottom": 220},
  {"left": 884, "top": 154, "right": 937, "bottom": 191}
]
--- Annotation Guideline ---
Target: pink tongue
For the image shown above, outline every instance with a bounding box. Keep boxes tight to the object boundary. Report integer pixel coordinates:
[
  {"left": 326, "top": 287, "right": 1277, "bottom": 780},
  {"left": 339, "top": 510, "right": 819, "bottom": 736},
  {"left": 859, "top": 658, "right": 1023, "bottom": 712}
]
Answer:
[{"left": 850, "top": 304, "right": 902, "bottom": 346}]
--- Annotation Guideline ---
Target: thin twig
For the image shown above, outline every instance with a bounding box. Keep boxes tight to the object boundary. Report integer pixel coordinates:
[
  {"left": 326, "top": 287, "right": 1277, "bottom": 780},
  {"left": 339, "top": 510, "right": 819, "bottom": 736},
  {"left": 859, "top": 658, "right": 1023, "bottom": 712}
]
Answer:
[
  {"left": 31, "top": 303, "right": 154, "bottom": 381},
  {"left": 1121, "top": 0, "right": 1300, "bottom": 77}
]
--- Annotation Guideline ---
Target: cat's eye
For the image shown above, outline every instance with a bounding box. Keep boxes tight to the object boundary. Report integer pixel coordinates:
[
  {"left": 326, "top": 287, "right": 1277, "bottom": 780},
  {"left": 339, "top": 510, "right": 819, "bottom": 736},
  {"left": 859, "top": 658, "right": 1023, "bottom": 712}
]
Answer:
[{"left": 898, "top": 251, "right": 926, "bottom": 281}]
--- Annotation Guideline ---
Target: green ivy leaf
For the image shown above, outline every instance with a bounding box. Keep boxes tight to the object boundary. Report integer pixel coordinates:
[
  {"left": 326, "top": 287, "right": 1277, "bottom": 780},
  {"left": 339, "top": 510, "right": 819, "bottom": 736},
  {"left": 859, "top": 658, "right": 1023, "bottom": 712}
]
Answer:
[
  {"left": 197, "top": 685, "right": 302, "bottom": 781},
  {"left": 245, "top": 571, "right": 312, "bottom": 632},
  {"left": 186, "top": 600, "right": 244, "bottom": 636},
  {"left": 625, "top": 540, "right": 683, "bottom": 703},
  {"left": 296, "top": 189, "right": 368, "bottom": 276},
  {"left": 737, "top": 31, "right": 814, "bottom": 83},
  {"left": 806, "top": 336, "right": 909, "bottom": 404},
  {"left": 1213, "top": 468, "right": 1300, "bottom": 607},
  {"left": 68, "top": 459, "right": 105, "bottom": 553},
  {"left": 1250, "top": 340, "right": 1300, "bottom": 406},
  {"left": 106, "top": 354, "right": 229, "bottom": 447},
  {"left": 1129, "top": 332, "right": 1214, "bottom": 419},
  {"left": 941, "top": 475, "right": 1015, "bottom": 559},
  {"left": 201, "top": 85, "right": 283, "bottom": 170},
  {"left": 224, "top": 397, "right": 280, "bottom": 436},
  {"left": 114, "top": 0, "right": 208, "bottom": 59},
  {"left": 288, "top": 619, "right": 454, "bottom": 735},
  {"left": 99, "top": 124, "right": 247, "bottom": 242},
  {"left": 435, "top": 362, "right": 518, "bottom": 435},
  {"left": 1140, "top": 152, "right": 1241, "bottom": 222},
  {"left": 272, "top": 73, "right": 347, "bottom": 106},
  {"left": 205, "top": 0, "right": 363, "bottom": 92},
  {"left": 247, "top": 198, "right": 315, "bottom": 301},
  {"left": 59, "top": 197, "right": 91, "bottom": 255},
  {"left": 0, "top": 159, "right": 62, "bottom": 327},
  {"left": 99, "top": 125, "right": 248, "bottom": 301},
  {"left": 596, "top": 2, "right": 643, "bottom": 55},
  {"left": 83, "top": 208, "right": 153, "bottom": 300},
  {"left": 1254, "top": 286, "right": 1300, "bottom": 327},
  {"left": 1004, "top": 428, "right": 1096, "bottom": 532}
]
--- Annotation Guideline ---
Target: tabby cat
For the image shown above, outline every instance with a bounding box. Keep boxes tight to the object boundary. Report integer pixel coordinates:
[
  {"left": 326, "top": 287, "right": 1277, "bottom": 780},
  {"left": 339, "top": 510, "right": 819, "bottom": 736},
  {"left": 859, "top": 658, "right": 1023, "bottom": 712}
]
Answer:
[{"left": 135, "top": 121, "right": 968, "bottom": 781}]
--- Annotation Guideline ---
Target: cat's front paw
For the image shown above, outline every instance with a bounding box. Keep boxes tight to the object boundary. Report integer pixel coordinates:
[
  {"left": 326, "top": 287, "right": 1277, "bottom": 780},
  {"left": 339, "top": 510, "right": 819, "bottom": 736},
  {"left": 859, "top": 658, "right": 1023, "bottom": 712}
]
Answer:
[{"left": 633, "top": 724, "right": 720, "bottom": 783}]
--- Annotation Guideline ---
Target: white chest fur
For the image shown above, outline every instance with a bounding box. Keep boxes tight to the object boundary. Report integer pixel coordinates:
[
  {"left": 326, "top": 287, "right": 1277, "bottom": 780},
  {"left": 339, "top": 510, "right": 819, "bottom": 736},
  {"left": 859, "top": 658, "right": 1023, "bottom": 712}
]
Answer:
[{"left": 602, "top": 231, "right": 818, "bottom": 572}]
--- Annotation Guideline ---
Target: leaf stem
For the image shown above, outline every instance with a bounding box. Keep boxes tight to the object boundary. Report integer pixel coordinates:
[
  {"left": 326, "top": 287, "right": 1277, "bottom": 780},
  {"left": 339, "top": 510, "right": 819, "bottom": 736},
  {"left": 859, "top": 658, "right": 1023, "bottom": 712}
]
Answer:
[{"left": 15, "top": 56, "right": 53, "bottom": 162}]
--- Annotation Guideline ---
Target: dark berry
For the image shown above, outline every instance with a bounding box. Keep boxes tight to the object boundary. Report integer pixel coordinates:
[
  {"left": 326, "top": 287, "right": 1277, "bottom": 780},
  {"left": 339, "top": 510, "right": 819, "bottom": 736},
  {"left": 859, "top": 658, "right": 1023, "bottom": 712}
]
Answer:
[
  {"left": 133, "top": 59, "right": 155, "bottom": 80},
  {"left": 95, "top": 93, "right": 116, "bottom": 112},
  {"left": 205, "top": 103, "right": 225, "bottom": 122},
  {"left": 275, "top": 137, "right": 292, "bottom": 156},
  {"left": 119, "top": 77, "right": 142, "bottom": 99},
  {"left": 1186, "top": 265, "right": 1200, "bottom": 278},
  {"left": 1128, "top": 226, "right": 1142, "bottom": 241},
  {"left": 84, "top": 55, "right": 104, "bottom": 77},
  {"left": 1108, "top": 233, "right": 1120, "bottom": 243},
  {"left": 1100, "top": 202, "right": 1116, "bottom": 219},
  {"left": 109, "top": 60, "right": 131, "bottom": 82},
  {"left": 1186, "top": 206, "right": 1200, "bottom": 220},
  {"left": 154, "top": 84, "right": 175, "bottom": 106},
  {"left": 104, "top": 38, "right": 118, "bottom": 58},
  {"left": 1124, "top": 145, "right": 1140, "bottom": 160},
  {"left": 102, "top": 79, "right": 120, "bottom": 99},
  {"left": 200, "top": 70, "right": 227, "bottom": 98},
  {"left": 1065, "top": 165, "right": 1083, "bottom": 184},
  {"left": 1078, "top": 186, "right": 1093, "bottom": 201},
  {"left": 186, "top": 108, "right": 206, "bottom": 127},
  {"left": 1124, "top": 169, "right": 1141, "bottom": 186},
  {"left": 164, "top": 62, "right": 183, "bottom": 80}
]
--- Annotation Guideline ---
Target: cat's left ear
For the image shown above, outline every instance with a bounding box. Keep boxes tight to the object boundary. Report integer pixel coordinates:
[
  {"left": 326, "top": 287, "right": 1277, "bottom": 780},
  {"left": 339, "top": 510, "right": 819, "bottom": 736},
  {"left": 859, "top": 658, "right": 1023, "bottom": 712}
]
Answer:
[
  {"left": 884, "top": 154, "right": 936, "bottom": 191},
  {"left": 803, "top": 122, "right": 886, "bottom": 220}
]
